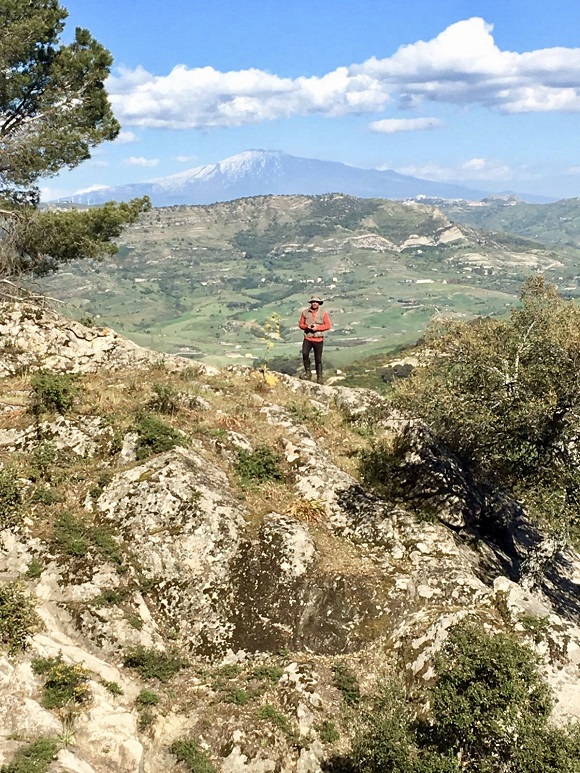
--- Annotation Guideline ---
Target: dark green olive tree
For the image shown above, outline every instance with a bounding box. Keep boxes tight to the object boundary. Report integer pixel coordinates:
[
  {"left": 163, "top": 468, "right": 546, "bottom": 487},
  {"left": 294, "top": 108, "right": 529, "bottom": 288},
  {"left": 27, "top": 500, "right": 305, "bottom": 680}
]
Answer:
[{"left": 0, "top": 0, "right": 150, "bottom": 277}]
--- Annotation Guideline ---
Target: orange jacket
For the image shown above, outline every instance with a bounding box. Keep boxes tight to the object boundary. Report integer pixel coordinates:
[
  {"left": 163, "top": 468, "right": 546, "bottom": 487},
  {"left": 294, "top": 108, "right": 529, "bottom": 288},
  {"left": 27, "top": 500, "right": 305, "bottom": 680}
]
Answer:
[{"left": 299, "top": 307, "right": 331, "bottom": 342}]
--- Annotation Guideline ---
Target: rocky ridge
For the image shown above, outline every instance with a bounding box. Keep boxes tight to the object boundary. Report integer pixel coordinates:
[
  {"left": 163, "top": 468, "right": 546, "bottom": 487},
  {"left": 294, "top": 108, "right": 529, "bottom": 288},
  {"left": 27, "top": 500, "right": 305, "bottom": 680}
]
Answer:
[{"left": 1, "top": 299, "right": 580, "bottom": 772}]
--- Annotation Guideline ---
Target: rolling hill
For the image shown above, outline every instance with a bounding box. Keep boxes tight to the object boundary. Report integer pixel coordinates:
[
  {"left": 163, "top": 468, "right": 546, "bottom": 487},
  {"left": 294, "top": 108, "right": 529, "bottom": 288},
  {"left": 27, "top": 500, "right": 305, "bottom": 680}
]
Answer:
[{"left": 34, "top": 194, "right": 580, "bottom": 376}]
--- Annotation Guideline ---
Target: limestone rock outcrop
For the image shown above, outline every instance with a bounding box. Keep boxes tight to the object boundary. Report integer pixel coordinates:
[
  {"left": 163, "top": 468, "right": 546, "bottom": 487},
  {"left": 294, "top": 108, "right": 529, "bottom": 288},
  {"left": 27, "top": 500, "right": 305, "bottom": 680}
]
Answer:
[{"left": 1, "top": 299, "right": 580, "bottom": 772}]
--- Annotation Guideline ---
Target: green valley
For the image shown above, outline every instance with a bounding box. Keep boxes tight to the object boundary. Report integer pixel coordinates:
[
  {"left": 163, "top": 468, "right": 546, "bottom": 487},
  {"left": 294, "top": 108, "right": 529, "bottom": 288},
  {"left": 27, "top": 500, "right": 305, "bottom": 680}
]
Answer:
[{"left": 34, "top": 194, "right": 580, "bottom": 371}]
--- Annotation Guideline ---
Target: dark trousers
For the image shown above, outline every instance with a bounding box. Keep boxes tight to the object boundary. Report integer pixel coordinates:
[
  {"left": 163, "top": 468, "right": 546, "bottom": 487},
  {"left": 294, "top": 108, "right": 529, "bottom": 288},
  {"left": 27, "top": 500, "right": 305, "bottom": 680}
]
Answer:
[{"left": 302, "top": 338, "right": 324, "bottom": 377}]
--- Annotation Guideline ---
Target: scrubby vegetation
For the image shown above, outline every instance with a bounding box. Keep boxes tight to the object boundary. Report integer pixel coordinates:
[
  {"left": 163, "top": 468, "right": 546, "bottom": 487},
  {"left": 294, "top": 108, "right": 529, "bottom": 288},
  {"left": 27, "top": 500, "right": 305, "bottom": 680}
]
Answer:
[
  {"left": 133, "top": 413, "right": 185, "bottom": 459},
  {"left": 31, "top": 655, "right": 91, "bottom": 709},
  {"left": 234, "top": 445, "right": 284, "bottom": 487},
  {"left": 169, "top": 738, "right": 217, "bottom": 773},
  {"left": 333, "top": 622, "right": 580, "bottom": 773},
  {"left": 0, "top": 738, "right": 58, "bottom": 773},
  {"left": 123, "top": 646, "right": 189, "bottom": 682},
  {"left": 0, "top": 469, "right": 22, "bottom": 529},
  {"left": 363, "top": 277, "right": 580, "bottom": 542},
  {"left": 29, "top": 371, "right": 78, "bottom": 416},
  {"left": 0, "top": 582, "right": 40, "bottom": 653}
]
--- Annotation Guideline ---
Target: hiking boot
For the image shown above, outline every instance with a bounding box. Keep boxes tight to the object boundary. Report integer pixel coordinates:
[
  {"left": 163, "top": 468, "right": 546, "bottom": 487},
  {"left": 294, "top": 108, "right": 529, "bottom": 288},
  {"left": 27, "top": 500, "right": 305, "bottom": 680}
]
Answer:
[
  {"left": 301, "top": 371, "right": 312, "bottom": 381},
  {"left": 316, "top": 375, "right": 324, "bottom": 385}
]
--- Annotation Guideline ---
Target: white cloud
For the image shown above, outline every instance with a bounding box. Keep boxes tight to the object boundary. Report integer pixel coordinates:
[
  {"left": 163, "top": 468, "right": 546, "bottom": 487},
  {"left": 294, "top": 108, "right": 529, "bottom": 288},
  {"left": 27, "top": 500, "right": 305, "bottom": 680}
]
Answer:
[
  {"left": 73, "top": 184, "right": 111, "bottom": 195},
  {"left": 392, "top": 157, "right": 529, "bottom": 182},
  {"left": 173, "top": 155, "right": 197, "bottom": 163},
  {"left": 88, "top": 159, "right": 109, "bottom": 168},
  {"left": 106, "top": 18, "right": 580, "bottom": 130},
  {"left": 370, "top": 117, "right": 442, "bottom": 133},
  {"left": 115, "top": 130, "right": 140, "bottom": 144},
  {"left": 122, "top": 156, "right": 160, "bottom": 167},
  {"left": 39, "top": 185, "right": 69, "bottom": 202},
  {"left": 565, "top": 166, "right": 580, "bottom": 176}
]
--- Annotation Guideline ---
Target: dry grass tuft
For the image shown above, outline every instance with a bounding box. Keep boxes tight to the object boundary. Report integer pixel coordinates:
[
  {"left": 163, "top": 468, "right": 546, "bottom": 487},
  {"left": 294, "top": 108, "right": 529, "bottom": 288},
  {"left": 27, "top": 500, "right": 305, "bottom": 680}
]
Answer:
[{"left": 285, "top": 498, "right": 326, "bottom": 523}]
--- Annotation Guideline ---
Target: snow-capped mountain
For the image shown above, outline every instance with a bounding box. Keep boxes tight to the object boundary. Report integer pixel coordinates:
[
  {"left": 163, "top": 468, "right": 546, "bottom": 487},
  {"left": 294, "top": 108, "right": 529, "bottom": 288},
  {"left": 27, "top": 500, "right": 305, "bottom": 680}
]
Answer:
[{"left": 56, "top": 150, "right": 509, "bottom": 207}]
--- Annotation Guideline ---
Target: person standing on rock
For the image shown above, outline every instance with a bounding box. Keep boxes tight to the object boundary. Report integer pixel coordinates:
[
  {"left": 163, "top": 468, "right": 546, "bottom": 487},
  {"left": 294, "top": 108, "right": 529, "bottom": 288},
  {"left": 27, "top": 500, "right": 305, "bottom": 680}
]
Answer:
[{"left": 299, "top": 296, "right": 331, "bottom": 384}]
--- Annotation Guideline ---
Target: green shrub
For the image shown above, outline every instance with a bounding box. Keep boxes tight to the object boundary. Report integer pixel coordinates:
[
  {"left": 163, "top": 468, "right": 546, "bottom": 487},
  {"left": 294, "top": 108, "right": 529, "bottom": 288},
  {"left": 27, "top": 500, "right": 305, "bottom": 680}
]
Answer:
[
  {"left": 102, "top": 679, "right": 123, "bottom": 696},
  {"left": 29, "top": 486, "right": 62, "bottom": 505},
  {"left": 52, "top": 512, "right": 123, "bottom": 566},
  {"left": 28, "top": 443, "right": 56, "bottom": 482},
  {"left": 0, "top": 737, "right": 58, "bottom": 773},
  {"left": 249, "top": 664, "right": 284, "bottom": 683},
  {"left": 0, "top": 582, "right": 40, "bottom": 653},
  {"left": 390, "top": 277, "right": 580, "bottom": 540},
  {"left": 318, "top": 719, "right": 340, "bottom": 744},
  {"left": 147, "top": 382, "right": 181, "bottom": 415},
  {"left": 31, "top": 655, "right": 91, "bottom": 709},
  {"left": 428, "top": 623, "right": 552, "bottom": 765},
  {"left": 235, "top": 446, "right": 283, "bottom": 487},
  {"left": 136, "top": 688, "right": 160, "bottom": 706},
  {"left": 52, "top": 511, "right": 89, "bottom": 557},
  {"left": 92, "top": 588, "right": 127, "bottom": 607},
  {"left": 357, "top": 439, "right": 407, "bottom": 501},
  {"left": 348, "top": 682, "right": 417, "bottom": 773},
  {"left": 332, "top": 662, "right": 361, "bottom": 706},
  {"left": 133, "top": 414, "right": 184, "bottom": 460},
  {"left": 256, "top": 704, "right": 294, "bottom": 736},
  {"left": 339, "top": 621, "right": 580, "bottom": 773},
  {"left": 25, "top": 558, "right": 43, "bottom": 579},
  {"left": 123, "top": 646, "right": 189, "bottom": 682},
  {"left": 29, "top": 371, "right": 78, "bottom": 416},
  {"left": 169, "top": 738, "right": 217, "bottom": 773},
  {"left": 88, "top": 471, "right": 114, "bottom": 501},
  {"left": 224, "top": 687, "right": 251, "bottom": 705},
  {"left": 0, "top": 469, "right": 22, "bottom": 529}
]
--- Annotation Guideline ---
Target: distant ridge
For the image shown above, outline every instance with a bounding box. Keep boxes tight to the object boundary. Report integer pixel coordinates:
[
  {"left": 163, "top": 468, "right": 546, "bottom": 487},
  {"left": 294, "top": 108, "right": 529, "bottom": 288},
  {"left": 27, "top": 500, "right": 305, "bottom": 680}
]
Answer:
[{"left": 55, "top": 149, "right": 534, "bottom": 207}]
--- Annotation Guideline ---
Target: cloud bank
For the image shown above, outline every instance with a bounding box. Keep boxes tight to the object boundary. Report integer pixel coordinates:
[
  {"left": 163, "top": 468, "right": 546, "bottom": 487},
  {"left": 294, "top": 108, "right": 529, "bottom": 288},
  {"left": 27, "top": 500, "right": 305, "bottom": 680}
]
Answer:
[{"left": 107, "top": 17, "right": 580, "bottom": 130}]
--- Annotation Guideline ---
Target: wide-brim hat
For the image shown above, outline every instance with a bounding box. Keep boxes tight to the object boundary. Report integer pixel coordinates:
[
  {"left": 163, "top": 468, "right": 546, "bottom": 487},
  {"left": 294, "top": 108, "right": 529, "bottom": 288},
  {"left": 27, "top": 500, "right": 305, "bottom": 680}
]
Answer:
[{"left": 309, "top": 297, "right": 324, "bottom": 304}]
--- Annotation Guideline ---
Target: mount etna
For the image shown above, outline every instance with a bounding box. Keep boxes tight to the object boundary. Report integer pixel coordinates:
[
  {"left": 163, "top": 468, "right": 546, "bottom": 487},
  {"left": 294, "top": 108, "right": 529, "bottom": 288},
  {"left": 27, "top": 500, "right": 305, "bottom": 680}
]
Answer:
[{"left": 56, "top": 150, "right": 549, "bottom": 208}]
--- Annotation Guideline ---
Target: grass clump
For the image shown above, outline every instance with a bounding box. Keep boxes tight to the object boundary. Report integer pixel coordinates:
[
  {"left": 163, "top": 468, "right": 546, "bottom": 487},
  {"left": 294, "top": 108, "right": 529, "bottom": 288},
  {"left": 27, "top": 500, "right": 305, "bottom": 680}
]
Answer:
[
  {"left": 29, "top": 486, "right": 63, "bottom": 506},
  {"left": 123, "top": 646, "right": 189, "bottom": 682},
  {"left": 52, "top": 512, "right": 124, "bottom": 567},
  {"left": 224, "top": 687, "right": 251, "bottom": 705},
  {"left": 169, "top": 738, "right": 217, "bottom": 773},
  {"left": 25, "top": 558, "right": 43, "bottom": 579},
  {"left": 136, "top": 688, "right": 160, "bottom": 707},
  {"left": 249, "top": 664, "right": 284, "bottom": 683},
  {"left": 0, "top": 582, "right": 40, "bottom": 653},
  {"left": 0, "top": 469, "right": 22, "bottom": 529},
  {"left": 29, "top": 371, "right": 78, "bottom": 416},
  {"left": 256, "top": 704, "right": 294, "bottom": 736},
  {"left": 31, "top": 655, "right": 91, "bottom": 709},
  {"left": 101, "top": 680, "right": 123, "bottom": 696},
  {"left": 133, "top": 414, "right": 184, "bottom": 460},
  {"left": 52, "top": 511, "right": 89, "bottom": 557},
  {"left": 332, "top": 662, "right": 361, "bottom": 706},
  {"left": 147, "top": 382, "right": 181, "bottom": 415},
  {"left": 234, "top": 446, "right": 283, "bottom": 487},
  {"left": 318, "top": 719, "right": 340, "bottom": 744},
  {"left": 286, "top": 401, "right": 324, "bottom": 427},
  {"left": 0, "top": 737, "right": 58, "bottom": 773}
]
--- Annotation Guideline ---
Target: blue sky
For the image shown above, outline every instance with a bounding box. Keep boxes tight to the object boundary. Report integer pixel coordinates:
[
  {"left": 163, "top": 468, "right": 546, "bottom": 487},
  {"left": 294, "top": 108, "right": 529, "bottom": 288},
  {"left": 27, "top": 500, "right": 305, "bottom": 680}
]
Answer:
[{"left": 42, "top": 0, "right": 580, "bottom": 201}]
